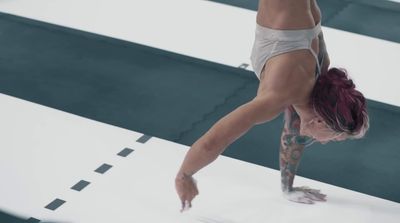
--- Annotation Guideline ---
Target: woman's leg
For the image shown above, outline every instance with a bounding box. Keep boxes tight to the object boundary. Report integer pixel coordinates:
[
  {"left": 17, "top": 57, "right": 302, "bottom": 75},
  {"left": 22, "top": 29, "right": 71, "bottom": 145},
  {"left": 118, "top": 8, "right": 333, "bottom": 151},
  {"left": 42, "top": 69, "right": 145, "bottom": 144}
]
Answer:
[
  {"left": 310, "top": 0, "right": 322, "bottom": 24},
  {"left": 310, "top": 0, "right": 330, "bottom": 73}
]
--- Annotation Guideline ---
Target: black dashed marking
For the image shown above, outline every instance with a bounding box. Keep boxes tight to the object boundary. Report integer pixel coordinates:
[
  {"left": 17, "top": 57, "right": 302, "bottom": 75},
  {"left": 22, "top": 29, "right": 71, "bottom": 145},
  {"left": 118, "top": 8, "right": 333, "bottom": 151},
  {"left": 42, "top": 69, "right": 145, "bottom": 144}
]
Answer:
[
  {"left": 94, "top": 163, "right": 113, "bottom": 174},
  {"left": 117, "top": 148, "right": 134, "bottom": 157},
  {"left": 26, "top": 217, "right": 41, "bottom": 222},
  {"left": 71, "top": 180, "right": 91, "bottom": 191},
  {"left": 45, "top": 198, "right": 66, "bottom": 211},
  {"left": 40, "top": 143, "right": 138, "bottom": 214},
  {"left": 136, "top": 134, "right": 152, "bottom": 143}
]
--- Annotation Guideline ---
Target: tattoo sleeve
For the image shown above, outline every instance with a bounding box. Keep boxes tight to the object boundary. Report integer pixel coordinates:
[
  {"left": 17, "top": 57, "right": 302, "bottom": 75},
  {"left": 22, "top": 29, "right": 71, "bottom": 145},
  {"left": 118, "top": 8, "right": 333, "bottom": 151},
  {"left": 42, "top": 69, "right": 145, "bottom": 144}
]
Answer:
[{"left": 279, "top": 106, "right": 314, "bottom": 193}]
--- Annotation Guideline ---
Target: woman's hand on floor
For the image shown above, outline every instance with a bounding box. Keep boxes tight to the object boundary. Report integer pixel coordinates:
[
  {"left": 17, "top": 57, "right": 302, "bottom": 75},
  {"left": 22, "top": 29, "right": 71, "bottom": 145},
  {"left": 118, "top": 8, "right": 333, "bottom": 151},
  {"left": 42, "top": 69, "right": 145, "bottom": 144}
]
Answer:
[
  {"left": 175, "top": 172, "right": 199, "bottom": 212},
  {"left": 283, "top": 186, "right": 327, "bottom": 204}
]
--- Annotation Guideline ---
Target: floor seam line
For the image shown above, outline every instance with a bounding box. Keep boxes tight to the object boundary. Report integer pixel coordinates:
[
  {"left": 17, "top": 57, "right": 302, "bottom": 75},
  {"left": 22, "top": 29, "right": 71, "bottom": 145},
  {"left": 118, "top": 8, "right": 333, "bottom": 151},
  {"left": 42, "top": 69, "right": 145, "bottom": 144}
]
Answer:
[{"left": 174, "top": 79, "right": 254, "bottom": 143}]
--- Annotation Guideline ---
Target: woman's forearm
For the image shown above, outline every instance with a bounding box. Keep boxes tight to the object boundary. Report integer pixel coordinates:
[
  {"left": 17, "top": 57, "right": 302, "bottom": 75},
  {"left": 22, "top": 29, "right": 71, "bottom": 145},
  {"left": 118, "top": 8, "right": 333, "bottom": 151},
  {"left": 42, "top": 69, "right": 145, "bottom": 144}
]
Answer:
[
  {"left": 280, "top": 135, "right": 306, "bottom": 193},
  {"left": 176, "top": 100, "right": 261, "bottom": 179},
  {"left": 176, "top": 138, "right": 222, "bottom": 179},
  {"left": 280, "top": 107, "right": 310, "bottom": 193}
]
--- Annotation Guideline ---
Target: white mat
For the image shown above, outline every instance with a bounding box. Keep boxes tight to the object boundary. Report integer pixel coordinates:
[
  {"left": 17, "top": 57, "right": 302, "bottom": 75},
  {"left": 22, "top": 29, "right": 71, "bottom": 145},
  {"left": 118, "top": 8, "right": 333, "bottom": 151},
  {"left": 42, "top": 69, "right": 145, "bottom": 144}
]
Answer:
[{"left": 0, "top": 93, "right": 399, "bottom": 222}]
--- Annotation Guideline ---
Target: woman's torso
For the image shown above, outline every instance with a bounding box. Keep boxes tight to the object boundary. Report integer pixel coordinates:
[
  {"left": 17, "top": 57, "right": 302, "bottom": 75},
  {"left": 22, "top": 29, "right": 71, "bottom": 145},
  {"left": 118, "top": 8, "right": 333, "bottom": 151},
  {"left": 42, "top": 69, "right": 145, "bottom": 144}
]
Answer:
[
  {"left": 256, "top": 0, "right": 316, "bottom": 30},
  {"left": 255, "top": 0, "right": 321, "bottom": 107}
]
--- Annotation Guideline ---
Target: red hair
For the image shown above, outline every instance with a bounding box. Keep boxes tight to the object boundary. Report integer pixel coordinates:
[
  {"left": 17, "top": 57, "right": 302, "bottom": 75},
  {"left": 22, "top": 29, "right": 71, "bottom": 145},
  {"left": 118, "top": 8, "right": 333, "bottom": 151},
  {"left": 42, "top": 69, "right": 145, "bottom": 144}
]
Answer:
[{"left": 311, "top": 67, "right": 370, "bottom": 139}]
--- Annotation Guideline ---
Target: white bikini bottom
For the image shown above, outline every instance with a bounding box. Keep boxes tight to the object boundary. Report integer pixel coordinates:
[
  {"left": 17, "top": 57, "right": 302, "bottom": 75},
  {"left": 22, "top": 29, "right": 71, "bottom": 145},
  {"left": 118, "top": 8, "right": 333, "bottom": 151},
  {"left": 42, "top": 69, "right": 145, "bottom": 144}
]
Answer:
[{"left": 250, "top": 21, "right": 324, "bottom": 80}]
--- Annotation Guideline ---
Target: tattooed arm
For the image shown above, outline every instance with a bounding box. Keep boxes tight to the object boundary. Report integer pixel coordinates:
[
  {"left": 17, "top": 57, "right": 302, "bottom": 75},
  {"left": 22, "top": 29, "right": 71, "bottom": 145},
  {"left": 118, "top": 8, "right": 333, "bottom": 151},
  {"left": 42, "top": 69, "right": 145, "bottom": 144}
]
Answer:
[
  {"left": 279, "top": 106, "right": 327, "bottom": 204},
  {"left": 280, "top": 106, "right": 311, "bottom": 192}
]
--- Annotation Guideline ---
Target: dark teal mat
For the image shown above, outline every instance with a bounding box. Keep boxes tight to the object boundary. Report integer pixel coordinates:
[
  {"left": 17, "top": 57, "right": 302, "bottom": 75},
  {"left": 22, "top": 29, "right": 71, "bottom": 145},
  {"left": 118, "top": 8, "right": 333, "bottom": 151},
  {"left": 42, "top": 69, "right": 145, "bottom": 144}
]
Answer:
[
  {"left": 0, "top": 9, "right": 399, "bottom": 213},
  {"left": 210, "top": 0, "right": 400, "bottom": 43},
  {"left": 326, "top": 2, "right": 400, "bottom": 41}
]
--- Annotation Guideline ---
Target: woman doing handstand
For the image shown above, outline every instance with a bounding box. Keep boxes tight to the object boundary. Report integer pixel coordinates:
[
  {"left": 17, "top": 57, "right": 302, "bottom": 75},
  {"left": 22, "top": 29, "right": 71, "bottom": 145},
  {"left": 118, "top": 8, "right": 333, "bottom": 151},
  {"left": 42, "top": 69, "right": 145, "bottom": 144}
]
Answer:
[{"left": 175, "top": 0, "right": 370, "bottom": 211}]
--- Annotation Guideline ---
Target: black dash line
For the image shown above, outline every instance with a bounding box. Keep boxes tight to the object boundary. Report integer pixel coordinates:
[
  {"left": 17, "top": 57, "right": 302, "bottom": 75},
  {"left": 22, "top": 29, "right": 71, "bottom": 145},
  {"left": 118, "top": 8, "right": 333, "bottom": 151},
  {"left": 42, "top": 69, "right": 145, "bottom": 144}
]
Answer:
[
  {"left": 136, "top": 134, "right": 152, "bottom": 143},
  {"left": 95, "top": 163, "right": 113, "bottom": 174},
  {"left": 117, "top": 148, "right": 134, "bottom": 157},
  {"left": 71, "top": 180, "right": 91, "bottom": 191},
  {"left": 26, "top": 217, "right": 41, "bottom": 222},
  {"left": 45, "top": 198, "right": 66, "bottom": 211}
]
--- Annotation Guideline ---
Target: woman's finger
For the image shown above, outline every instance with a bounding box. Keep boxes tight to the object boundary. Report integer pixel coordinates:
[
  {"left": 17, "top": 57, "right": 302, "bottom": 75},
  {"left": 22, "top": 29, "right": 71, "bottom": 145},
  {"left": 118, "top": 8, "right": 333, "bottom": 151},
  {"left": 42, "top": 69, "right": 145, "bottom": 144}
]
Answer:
[
  {"left": 306, "top": 191, "right": 324, "bottom": 201},
  {"left": 306, "top": 191, "right": 327, "bottom": 201},
  {"left": 182, "top": 200, "right": 191, "bottom": 212},
  {"left": 180, "top": 194, "right": 188, "bottom": 211},
  {"left": 180, "top": 202, "right": 187, "bottom": 212},
  {"left": 181, "top": 200, "right": 185, "bottom": 210},
  {"left": 312, "top": 192, "right": 327, "bottom": 200}
]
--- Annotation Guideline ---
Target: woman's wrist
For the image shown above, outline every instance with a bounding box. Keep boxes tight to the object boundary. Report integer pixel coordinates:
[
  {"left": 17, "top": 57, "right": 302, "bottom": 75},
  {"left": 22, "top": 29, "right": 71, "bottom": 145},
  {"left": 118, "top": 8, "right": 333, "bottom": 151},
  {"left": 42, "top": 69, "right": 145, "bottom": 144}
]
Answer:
[{"left": 175, "top": 171, "right": 193, "bottom": 181}]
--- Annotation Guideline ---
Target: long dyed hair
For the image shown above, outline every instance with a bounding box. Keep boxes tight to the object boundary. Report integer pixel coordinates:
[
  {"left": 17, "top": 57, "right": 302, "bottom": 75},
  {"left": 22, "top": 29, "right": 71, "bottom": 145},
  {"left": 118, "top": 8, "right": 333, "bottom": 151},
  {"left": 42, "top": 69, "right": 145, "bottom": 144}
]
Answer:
[{"left": 311, "top": 67, "right": 370, "bottom": 139}]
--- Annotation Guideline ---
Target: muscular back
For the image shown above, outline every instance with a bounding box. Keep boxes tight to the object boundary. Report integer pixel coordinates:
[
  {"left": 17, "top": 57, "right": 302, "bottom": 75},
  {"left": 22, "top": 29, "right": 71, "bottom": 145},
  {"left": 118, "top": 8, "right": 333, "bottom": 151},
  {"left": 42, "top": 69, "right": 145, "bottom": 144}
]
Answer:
[{"left": 255, "top": 0, "right": 322, "bottom": 106}]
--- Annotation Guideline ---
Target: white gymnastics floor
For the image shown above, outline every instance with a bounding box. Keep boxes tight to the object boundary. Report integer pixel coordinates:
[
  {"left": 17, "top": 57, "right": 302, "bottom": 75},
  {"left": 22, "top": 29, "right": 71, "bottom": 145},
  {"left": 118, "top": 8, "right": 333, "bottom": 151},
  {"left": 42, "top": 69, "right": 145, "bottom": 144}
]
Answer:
[
  {"left": 0, "top": 0, "right": 400, "bottom": 222},
  {"left": 1, "top": 93, "right": 400, "bottom": 222}
]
